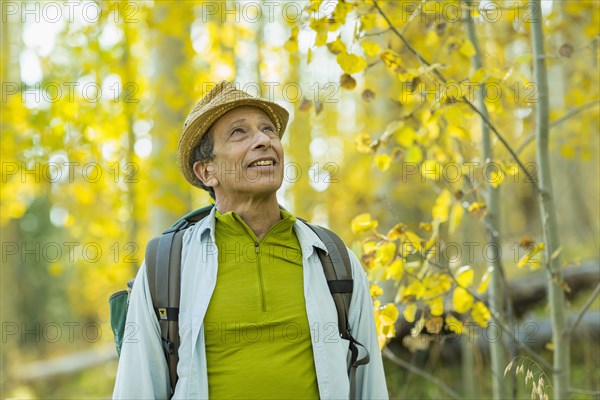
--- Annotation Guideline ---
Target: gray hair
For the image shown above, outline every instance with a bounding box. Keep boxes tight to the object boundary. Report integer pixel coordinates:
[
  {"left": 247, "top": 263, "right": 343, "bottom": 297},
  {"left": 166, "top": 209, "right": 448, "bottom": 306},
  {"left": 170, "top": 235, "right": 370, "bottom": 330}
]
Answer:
[{"left": 190, "top": 127, "right": 216, "bottom": 199}]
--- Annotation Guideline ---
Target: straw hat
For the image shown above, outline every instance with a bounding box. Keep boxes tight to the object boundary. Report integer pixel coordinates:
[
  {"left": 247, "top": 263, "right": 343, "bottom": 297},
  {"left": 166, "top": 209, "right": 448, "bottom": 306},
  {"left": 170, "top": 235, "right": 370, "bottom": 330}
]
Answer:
[{"left": 178, "top": 80, "right": 290, "bottom": 188}]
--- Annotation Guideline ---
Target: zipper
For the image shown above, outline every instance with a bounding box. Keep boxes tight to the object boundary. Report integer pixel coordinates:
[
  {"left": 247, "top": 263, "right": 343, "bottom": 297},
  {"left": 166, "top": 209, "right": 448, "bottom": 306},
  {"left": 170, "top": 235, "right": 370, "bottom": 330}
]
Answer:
[
  {"left": 255, "top": 242, "right": 267, "bottom": 312},
  {"left": 231, "top": 213, "right": 291, "bottom": 314}
]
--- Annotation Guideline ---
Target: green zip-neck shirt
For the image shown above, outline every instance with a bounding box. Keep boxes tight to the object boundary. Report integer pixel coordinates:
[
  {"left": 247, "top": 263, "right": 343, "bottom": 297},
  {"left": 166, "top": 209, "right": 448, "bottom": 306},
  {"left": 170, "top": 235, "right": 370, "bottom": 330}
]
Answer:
[{"left": 203, "top": 209, "right": 320, "bottom": 399}]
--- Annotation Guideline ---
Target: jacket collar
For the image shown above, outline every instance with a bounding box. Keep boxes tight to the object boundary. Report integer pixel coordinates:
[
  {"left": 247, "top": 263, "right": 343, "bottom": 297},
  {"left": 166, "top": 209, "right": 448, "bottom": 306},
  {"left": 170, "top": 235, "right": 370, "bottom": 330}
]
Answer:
[{"left": 191, "top": 205, "right": 329, "bottom": 256}]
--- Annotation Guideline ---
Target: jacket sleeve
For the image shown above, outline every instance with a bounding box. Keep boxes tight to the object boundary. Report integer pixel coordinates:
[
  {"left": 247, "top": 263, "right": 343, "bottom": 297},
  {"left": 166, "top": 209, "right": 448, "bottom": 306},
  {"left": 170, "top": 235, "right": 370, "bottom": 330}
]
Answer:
[
  {"left": 347, "top": 249, "right": 389, "bottom": 400},
  {"left": 113, "top": 261, "right": 171, "bottom": 399}
]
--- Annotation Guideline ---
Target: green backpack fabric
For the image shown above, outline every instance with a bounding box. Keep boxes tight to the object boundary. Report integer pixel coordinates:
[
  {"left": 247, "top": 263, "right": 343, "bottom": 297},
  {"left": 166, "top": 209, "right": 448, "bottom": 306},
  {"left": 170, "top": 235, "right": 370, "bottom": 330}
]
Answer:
[{"left": 109, "top": 205, "right": 369, "bottom": 399}]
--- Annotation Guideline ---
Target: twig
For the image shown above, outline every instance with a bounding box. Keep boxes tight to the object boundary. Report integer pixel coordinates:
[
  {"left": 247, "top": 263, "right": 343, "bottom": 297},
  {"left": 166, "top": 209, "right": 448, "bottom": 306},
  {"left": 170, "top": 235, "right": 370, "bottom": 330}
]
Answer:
[
  {"left": 550, "top": 99, "right": 600, "bottom": 128},
  {"left": 371, "top": 0, "right": 539, "bottom": 190},
  {"left": 515, "top": 100, "right": 600, "bottom": 156},
  {"left": 567, "top": 283, "right": 600, "bottom": 338},
  {"left": 382, "top": 347, "right": 461, "bottom": 399},
  {"left": 362, "top": 29, "right": 390, "bottom": 37}
]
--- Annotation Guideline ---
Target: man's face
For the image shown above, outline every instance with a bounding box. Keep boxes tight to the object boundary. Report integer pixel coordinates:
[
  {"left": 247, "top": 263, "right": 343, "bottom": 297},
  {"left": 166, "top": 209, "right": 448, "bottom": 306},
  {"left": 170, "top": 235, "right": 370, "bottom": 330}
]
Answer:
[{"left": 194, "top": 105, "right": 285, "bottom": 201}]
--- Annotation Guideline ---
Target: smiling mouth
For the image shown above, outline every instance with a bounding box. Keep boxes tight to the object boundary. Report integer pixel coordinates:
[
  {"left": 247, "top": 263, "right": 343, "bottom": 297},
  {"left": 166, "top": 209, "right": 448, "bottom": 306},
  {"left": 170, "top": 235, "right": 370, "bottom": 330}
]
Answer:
[{"left": 248, "top": 160, "right": 276, "bottom": 167}]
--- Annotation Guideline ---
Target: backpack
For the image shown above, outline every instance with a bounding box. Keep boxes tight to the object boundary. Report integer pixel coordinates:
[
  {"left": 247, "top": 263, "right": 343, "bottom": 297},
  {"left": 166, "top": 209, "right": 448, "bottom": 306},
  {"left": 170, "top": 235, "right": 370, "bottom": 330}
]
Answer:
[{"left": 109, "top": 205, "right": 370, "bottom": 399}]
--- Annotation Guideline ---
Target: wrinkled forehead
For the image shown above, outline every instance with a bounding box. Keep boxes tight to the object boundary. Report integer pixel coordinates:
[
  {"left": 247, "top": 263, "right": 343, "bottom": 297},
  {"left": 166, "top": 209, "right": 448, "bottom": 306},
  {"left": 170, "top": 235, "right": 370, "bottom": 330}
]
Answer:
[{"left": 214, "top": 105, "right": 275, "bottom": 129}]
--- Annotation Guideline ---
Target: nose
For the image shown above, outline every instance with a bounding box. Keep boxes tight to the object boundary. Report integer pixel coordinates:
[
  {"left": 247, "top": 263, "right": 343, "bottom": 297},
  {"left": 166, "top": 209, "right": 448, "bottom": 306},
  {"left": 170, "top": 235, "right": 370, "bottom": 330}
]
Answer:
[{"left": 252, "top": 128, "right": 272, "bottom": 150}]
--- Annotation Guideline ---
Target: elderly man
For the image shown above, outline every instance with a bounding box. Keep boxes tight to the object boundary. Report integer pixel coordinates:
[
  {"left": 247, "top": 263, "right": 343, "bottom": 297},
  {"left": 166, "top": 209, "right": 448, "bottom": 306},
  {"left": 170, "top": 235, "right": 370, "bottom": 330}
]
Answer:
[{"left": 113, "top": 81, "right": 388, "bottom": 399}]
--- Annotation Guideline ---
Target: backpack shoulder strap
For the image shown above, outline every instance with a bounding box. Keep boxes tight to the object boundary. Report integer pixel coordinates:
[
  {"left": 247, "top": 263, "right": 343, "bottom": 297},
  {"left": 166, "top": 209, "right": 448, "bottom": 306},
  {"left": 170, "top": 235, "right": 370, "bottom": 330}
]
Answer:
[
  {"left": 145, "top": 204, "right": 214, "bottom": 397},
  {"left": 305, "top": 224, "right": 353, "bottom": 335},
  {"left": 302, "top": 221, "right": 371, "bottom": 400}
]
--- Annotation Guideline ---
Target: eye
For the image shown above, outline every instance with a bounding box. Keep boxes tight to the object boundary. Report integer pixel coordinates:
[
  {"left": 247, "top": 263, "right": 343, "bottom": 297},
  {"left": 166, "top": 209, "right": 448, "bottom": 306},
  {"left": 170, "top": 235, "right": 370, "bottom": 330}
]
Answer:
[
  {"left": 230, "top": 128, "right": 245, "bottom": 136},
  {"left": 262, "top": 125, "right": 276, "bottom": 134}
]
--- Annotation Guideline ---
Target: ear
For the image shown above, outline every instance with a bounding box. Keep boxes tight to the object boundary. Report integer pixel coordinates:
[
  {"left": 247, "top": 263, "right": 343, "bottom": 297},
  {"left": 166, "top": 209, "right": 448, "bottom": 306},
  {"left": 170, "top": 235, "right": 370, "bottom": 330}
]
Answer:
[{"left": 193, "top": 160, "right": 218, "bottom": 188}]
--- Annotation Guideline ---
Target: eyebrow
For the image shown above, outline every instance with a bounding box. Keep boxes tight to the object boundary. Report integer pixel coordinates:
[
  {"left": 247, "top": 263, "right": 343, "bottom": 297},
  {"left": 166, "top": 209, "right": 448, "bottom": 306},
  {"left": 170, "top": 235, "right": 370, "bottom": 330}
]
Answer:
[
  {"left": 225, "top": 116, "right": 274, "bottom": 132},
  {"left": 226, "top": 118, "right": 247, "bottom": 132}
]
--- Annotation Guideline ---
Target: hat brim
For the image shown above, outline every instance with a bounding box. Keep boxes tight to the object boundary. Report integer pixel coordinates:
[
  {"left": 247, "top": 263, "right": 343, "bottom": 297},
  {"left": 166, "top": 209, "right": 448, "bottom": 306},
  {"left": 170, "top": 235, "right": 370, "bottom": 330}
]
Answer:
[{"left": 177, "top": 98, "right": 289, "bottom": 188}]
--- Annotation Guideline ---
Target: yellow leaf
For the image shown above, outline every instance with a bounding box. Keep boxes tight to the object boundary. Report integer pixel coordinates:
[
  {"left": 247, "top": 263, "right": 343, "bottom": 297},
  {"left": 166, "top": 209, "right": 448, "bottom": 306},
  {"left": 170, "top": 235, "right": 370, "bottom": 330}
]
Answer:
[
  {"left": 444, "top": 105, "right": 464, "bottom": 126},
  {"left": 315, "top": 29, "right": 328, "bottom": 46},
  {"left": 360, "top": 13, "right": 377, "bottom": 30},
  {"left": 374, "top": 154, "right": 391, "bottom": 171},
  {"left": 327, "top": 35, "right": 347, "bottom": 55},
  {"left": 456, "top": 266, "right": 474, "bottom": 287},
  {"left": 445, "top": 314, "right": 464, "bottom": 335},
  {"left": 459, "top": 39, "right": 476, "bottom": 57},
  {"left": 518, "top": 242, "right": 545, "bottom": 269},
  {"left": 308, "top": 0, "right": 322, "bottom": 12},
  {"left": 404, "top": 146, "right": 423, "bottom": 164},
  {"left": 355, "top": 133, "right": 375, "bottom": 153},
  {"left": 370, "top": 284, "right": 384, "bottom": 298},
  {"left": 477, "top": 267, "right": 492, "bottom": 294},
  {"left": 375, "top": 242, "right": 396, "bottom": 265},
  {"left": 385, "top": 258, "right": 404, "bottom": 281},
  {"left": 432, "top": 189, "right": 452, "bottom": 223},
  {"left": 363, "top": 241, "right": 377, "bottom": 254},
  {"left": 400, "top": 230, "right": 422, "bottom": 255},
  {"left": 403, "top": 279, "right": 426, "bottom": 300},
  {"left": 505, "top": 163, "right": 519, "bottom": 176},
  {"left": 386, "top": 223, "right": 405, "bottom": 239},
  {"left": 310, "top": 18, "right": 328, "bottom": 46},
  {"left": 337, "top": 52, "right": 367, "bottom": 74},
  {"left": 284, "top": 38, "right": 298, "bottom": 53},
  {"left": 470, "top": 67, "right": 487, "bottom": 83},
  {"left": 447, "top": 124, "right": 468, "bottom": 140},
  {"left": 361, "top": 40, "right": 381, "bottom": 57},
  {"left": 380, "top": 49, "right": 402, "bottom": 71},
  {"left": 471, "top": 302, "right": 491, "bottom": 327},
  {"left": 449, "top": 204, "right": 464, "bottom": 234},
  {"left": 428, "top": 297, "right": 444, "bottom": 316},
  {"left": 403, "top": 303, "right": 418, "bottom": 323},
  {"left": 395, "top": 125, "right": 417, "bottom": 148},
  {"left": 468, "top": 202, "right": 487, "bottom": 219},
  {"left": 351, "top": 213, "right": 378, "bottom": 233},
  {"left": 284, "top": 27, "right": 299, "bottom": 53},
  {"left": 452, "top": 287, "right": 474, "bottom": 313},
  {"left": 425, "top": 30, "right": 439, "bottom": 47},
  {"left": 379, "top": 303, "right": 399, "bottom": 325},
  {"left": 489, "top": 169, "right": 505, "bottom": 188}
]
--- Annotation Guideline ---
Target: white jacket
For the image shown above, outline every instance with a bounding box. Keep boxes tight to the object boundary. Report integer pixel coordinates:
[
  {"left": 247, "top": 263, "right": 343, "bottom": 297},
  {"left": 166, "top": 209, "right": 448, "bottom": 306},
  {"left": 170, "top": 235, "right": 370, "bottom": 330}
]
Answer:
[{"left": 113, "top": 207, "right": 388, "bottom": 399}]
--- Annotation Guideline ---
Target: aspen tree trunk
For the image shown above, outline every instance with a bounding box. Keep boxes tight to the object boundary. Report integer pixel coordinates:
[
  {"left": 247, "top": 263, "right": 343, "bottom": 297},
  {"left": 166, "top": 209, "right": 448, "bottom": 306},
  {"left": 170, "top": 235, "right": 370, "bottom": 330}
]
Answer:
[
  {"left": 530, "top": 1, "right": 570, "bottom": 398},
  {"left": 287, "top": 54, "right": 315, "bottom": 219},
  {"left": 122, "top": 24, "right": 139, "bottom": 275},
  {"left": 150, "top": 3, "right": 191, "bottom": 232},
  {"left": 463, "top": 9, "right": 508, "bottom": 400}
]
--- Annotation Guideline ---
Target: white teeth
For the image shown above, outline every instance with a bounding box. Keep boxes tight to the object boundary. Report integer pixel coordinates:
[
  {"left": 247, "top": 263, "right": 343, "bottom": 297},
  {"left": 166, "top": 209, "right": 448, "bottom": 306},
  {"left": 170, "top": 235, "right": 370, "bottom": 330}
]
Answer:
[{"left": 250, "top": 160, "right": 274, "bottom": 167}]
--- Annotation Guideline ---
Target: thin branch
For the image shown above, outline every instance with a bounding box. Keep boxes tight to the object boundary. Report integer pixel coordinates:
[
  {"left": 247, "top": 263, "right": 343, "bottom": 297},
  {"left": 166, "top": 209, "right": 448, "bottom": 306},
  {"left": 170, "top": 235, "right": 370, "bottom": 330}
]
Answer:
[
  {"left": 567, "top": 283, "right": 600, "bottom": 338},
  {"left": 362, "top": 29, "right": 390, "bottom": 37},
  {"left": 550, "top": 99, "right": 600, "bottom": 128},
  {"left": 515, "top": 100, "right": 600, "bottom": 156},
  {"left": 372, "top": 0, "right": 539, "bottom": 190},
  {"left": 382, "top": 347, "right": 460, "bottom": 399},
  {"left": 401, "top": 0, "right": 425, "bottom": 36}
]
